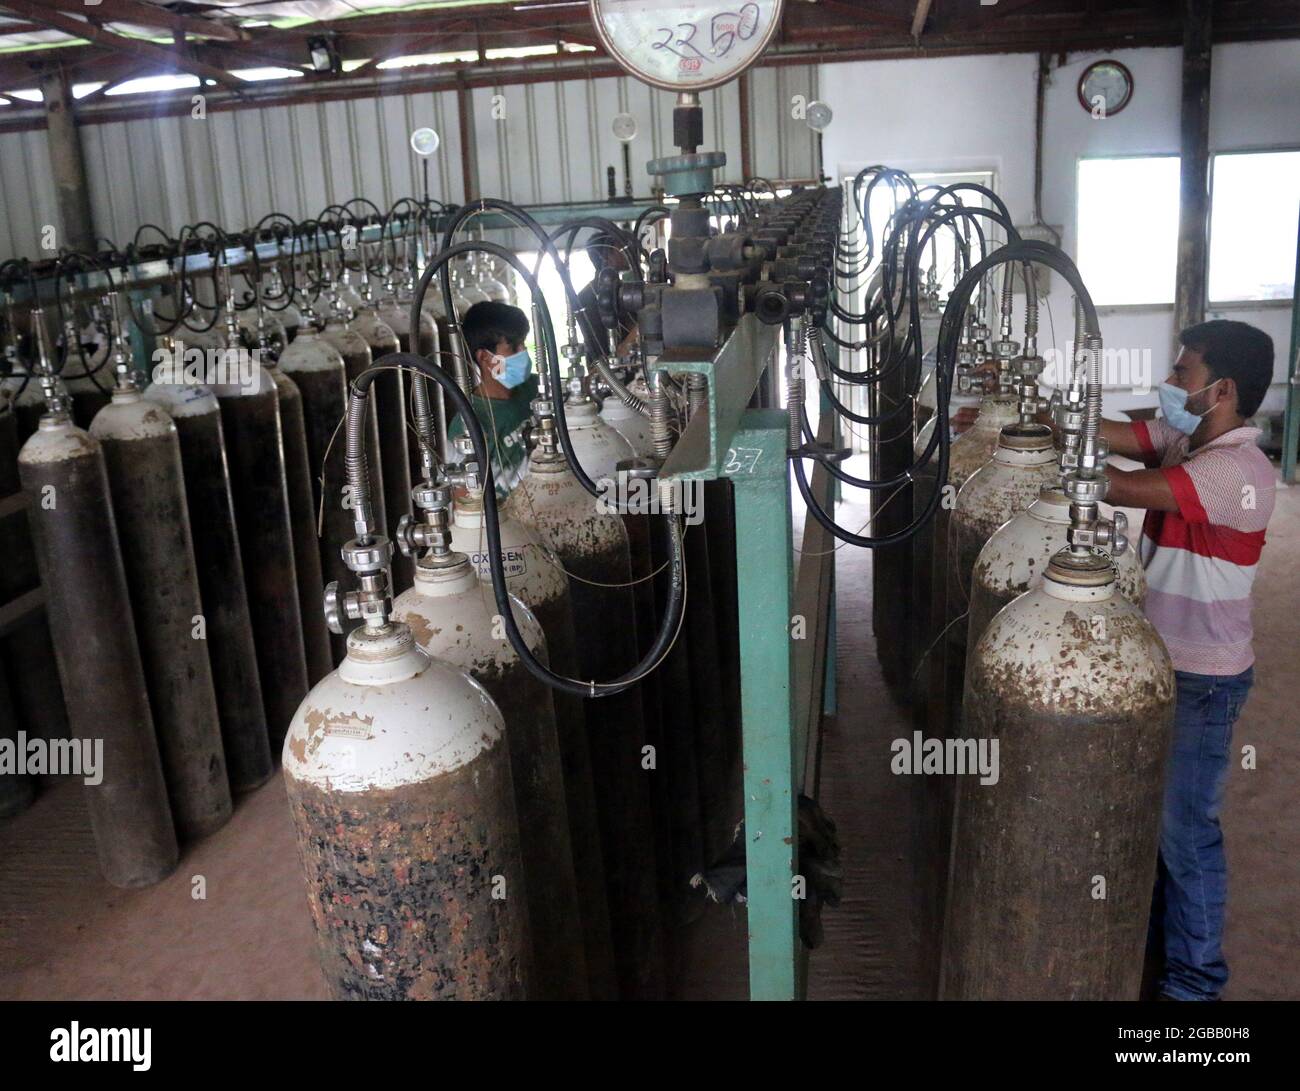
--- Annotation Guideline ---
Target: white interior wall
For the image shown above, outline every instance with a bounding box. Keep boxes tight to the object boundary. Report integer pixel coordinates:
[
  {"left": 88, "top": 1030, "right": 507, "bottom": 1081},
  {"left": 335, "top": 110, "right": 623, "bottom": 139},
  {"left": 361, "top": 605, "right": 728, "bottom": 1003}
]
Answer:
[{"left": 820, "top": 41, "right": 1300, "bottom": 414}]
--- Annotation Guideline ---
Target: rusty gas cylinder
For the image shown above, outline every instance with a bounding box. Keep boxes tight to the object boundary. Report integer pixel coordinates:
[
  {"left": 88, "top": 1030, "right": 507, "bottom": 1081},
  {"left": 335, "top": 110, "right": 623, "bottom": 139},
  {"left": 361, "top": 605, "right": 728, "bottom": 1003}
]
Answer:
[
  {"left": 450, "top": 487, "right": 617, "bottom": 999},
  {"left": 19, "top": 410, "right": 178, "bottom": 886},
  {"left": 943, "top": 549, "right": 1175, "bottom": 1000},
  {"left": 91, "top": 387, "right": 232, "bottom": 839},
  {"left": 506, "top": 446, "right": 664, "bottom": 1001},
  {"left": 283, "top": 619, "right": 531, "bottom": 1000},
  {"left": 967, "top": 483, "right": 1146, "bottom": 652},
  {"left": 393, "top": 549, "right": 586, "bottom": 1000}
]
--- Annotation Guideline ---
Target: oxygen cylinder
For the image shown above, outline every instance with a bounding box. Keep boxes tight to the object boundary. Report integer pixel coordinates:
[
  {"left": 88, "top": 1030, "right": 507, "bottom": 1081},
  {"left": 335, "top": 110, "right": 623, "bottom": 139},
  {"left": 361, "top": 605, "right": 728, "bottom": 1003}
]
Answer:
[
  {"left": 209, "top": 357, "right": 310, "bottom": 751},
  {"left": 321, "top": 311, "right": 386, "bottom": 577},
  {"left": 237, "top": 309, "right": 287, "bottom": 359},
  {"left": 645, "top": 501, "right": 705, "bottom": 925},
  {"left": 598, "top": 394, "right": 653, "bottom": 458},
  {"left": 910, "top": 387, "right": 1012, "bottom": 993},
  {"left": 943, "top": 422, "right": 1060, "bottom": 732},
  {"left": 703, "top": 478, "right": 742, "bottom": 768},
  {"left": 943, "top": 550, "right": 1175, "bottom": 999},
  {"left": 276, "top": 300, "right": 301, "bottom": 343},
  {"left": 925, "top": 392, "right": 1020, "bottom": 730},
  {"left": 373, "top": 297, "right": 434, "bottom": 592},
  {"left": 561, "top": 397, "right": 634, "bottom": 475},
  {"left": 420, "top": 277, "right": 449, "bottom": 345},
  {"left": 491, "top": 256, "right": 518, "bottom": 306},
  {"left": 393, "top": 545, "right": 587, "bottom": 1000},
  {"left": 19, "top": 407, "right": 178, "bottom": 886},
  {"left": 0, "top": 666, "right": 35, "bottom": 817},
  {"left": 90, "top": 387, "right": 231, "bottom": 839},
  {"left": 279, "top": 326, "right": 353, "bottom": 668},
  {"left": 264, "top": 351, "right": 334, "bottom": 686},
  {"left": 474, "top": 255, "right": 509, "bottom": 303},
  {"left": 5, "top": 371, "right": 48, "bottom": 443},
  {"left": 337, "top": 276, "right": 365, "bottom": 315},
  {"left": 871, "top": 323, "right": 920, "bottom": 699},
  {"left": 348, "top": 303, "right": 409, "bottom": 587},
  {"left": 143, "top": 370, "right": 272, "bottom": 793},
  {"left": 455, "top": 267, "right": 489, "bottom": 307},
  {"left": 561, "top": 401, "right": 696, "bottom": 922},
  {"left": 450, "top": 489, "right": 617, "bottom": 998},
  {"left": 0, "top": 404, "right": 42, "bottom": 818},
  {"left": 175, "top": 322, "right": 225, "bottom": 354},
  {"left": 968, "top": 484, "right": 1146, "bottom": 650},
  {"left": 0, "top": 401, "right": 69, "bottom": 767},
  {"left": 908, "top": 386, "right": 982, "bottom": 715},
  {"left": 283, "top": 620, "right": 531, "bottom": 1000},
  {"left": 61, "top": 342, "right": 113, "bottom": 430},
  {"left": 506, "top": 447, "right": 664, "bottom": 1001}
]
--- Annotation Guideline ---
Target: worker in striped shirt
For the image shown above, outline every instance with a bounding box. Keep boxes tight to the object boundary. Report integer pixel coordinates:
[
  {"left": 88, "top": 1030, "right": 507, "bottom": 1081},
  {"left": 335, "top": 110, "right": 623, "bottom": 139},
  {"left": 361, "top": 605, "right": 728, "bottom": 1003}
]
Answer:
[{"left": 1101, "top": 319, "right": 1276, "bottom": 1002}]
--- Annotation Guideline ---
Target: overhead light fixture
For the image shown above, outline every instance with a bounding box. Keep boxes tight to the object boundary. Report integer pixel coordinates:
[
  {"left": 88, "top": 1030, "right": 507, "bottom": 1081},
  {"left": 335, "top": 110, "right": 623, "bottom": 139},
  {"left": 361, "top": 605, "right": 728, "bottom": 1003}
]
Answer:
[{"left": 308, "top": 35, "right": 341, "bottom": 75}]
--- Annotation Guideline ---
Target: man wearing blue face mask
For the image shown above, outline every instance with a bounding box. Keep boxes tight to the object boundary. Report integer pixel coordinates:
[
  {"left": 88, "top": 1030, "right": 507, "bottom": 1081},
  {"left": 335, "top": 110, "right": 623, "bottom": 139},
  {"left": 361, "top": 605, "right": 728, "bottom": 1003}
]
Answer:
[
  {"left": 449, "top": 300, "right": 537, "bottom": 497},
  {"left": 1094, "top": 320, "right": 1276, "bottom": 1002}
]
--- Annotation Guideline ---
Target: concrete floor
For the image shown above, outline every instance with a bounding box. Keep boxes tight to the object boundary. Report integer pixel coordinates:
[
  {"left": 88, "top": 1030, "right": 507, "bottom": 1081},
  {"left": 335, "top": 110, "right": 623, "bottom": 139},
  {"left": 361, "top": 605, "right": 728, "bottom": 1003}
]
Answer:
[{"left": 0, "top": 471, "right": 1295, "bottom": 1001}]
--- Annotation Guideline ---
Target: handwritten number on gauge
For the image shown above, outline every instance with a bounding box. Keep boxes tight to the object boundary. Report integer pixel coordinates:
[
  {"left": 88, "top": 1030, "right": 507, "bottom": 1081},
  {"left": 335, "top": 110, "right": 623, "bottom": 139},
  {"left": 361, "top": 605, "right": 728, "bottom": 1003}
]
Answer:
[{"left": 652, "top": 5, "right": 762, "bottom": 64}]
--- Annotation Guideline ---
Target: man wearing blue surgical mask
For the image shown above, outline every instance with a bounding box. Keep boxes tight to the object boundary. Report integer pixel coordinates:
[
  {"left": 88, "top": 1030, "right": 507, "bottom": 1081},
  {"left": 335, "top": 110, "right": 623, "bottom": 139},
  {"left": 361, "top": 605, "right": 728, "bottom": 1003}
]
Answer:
[
  {"left": 449, "top": 300, "right": 537, "bottom": 497},
  {"left": 1089, "top": 320, "right": 1276, "bottom": 1002}
]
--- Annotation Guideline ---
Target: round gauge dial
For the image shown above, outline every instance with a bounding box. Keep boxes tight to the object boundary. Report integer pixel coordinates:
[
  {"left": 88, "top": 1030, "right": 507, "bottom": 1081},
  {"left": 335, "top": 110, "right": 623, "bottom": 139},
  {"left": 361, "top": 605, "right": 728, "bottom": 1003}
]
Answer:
[
  {"left": 409, "top": 127, "right": 440, "bottom": 157},
  {"left": 1077, "top": 60, "right": 1134, "bottom": 117},
  {"left": 612, "top": 112, "right": 638, "bottom": 142},
  {"left": 589, "top": 0, "right": 785, "bottom": 92},
  {"left": 805, "top": 100, "right": 833, "bottom": 133}
]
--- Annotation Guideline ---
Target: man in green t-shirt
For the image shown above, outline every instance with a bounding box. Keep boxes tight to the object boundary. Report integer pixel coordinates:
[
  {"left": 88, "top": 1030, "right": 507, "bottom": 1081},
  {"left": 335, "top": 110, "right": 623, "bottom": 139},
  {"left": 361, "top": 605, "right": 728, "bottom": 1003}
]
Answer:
[{"left": 448, "top": 300, "right": 538, "bottom": 498}]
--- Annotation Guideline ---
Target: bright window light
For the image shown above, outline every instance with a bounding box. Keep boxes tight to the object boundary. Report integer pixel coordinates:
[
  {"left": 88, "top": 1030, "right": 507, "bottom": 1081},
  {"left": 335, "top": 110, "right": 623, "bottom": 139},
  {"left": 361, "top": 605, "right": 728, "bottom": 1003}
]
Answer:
[
  {"left": 342, "top": 58, "right": 372, "bottom": 73},
  {"left": 376, "top": 52, "right": 478, "bottom": 70},
  {"left": 517, "top": 249, "right": 596, "bottom": 355},
  {"left": 4, "top": 89, "right": 43, "bottom": 103},
  {"left": 230, "top": 67, "right": 304, "bottom": 82},
  {"left": 1077, "top": 155, "right": 1180, "bottom": 306},
  {"left": 106, "top": 74, "right": 201, "bottom": 97},
  {"left": 484, "top": 45, "right": 558, "bottom": 60},
  {"left": 1209, "top": 149, "right": 1300, "bottom": 303},
  {"left": 72, "top": 82, "right": 106, "bottom": 99}
]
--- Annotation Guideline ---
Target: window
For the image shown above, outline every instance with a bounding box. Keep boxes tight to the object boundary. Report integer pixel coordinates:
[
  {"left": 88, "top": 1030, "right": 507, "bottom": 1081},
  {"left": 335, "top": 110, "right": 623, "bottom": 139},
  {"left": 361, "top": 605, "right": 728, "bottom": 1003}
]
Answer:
[
  {"left": 513, "top": 249, "right": 596, "bottom": 358},
  {"left": 1209, "top": 149, "right": 1300, "bottom": 303},
  {"left": 1076, "top": 155, "right": 1180, "bottom": 306}
]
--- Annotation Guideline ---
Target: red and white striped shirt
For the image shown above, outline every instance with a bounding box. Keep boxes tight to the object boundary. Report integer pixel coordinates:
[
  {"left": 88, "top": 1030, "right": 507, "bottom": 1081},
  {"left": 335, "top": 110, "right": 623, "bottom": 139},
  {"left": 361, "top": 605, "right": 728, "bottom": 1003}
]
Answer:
[{"left": 1134, "top": 419, "right": 1275, "bottom": 676}]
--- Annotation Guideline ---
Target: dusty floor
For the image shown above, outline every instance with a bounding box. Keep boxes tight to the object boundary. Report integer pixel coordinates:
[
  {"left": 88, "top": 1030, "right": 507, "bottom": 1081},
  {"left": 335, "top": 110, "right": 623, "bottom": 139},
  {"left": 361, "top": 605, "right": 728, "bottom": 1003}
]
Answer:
[{"left": 0, "top": 471, "right": 1295, "bottom": 1001}]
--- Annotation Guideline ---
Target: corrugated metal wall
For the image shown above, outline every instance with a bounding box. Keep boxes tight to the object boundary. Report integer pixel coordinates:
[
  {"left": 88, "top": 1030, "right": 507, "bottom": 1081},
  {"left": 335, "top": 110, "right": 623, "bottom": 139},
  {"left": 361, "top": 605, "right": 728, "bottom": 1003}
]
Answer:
[
  {"left": 0, "top": 127, "right": 60, "bottom": 261},
  {"left": 0, "top": 65, "right": 818, "bottom": 261}
]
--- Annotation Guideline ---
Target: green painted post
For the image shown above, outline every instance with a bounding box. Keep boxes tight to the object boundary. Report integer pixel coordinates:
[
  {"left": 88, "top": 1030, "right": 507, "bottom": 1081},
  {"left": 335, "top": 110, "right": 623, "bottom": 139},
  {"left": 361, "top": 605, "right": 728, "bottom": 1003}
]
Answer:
[{"left": 724, "top": 408, "right": 799, "bottom": 1001}]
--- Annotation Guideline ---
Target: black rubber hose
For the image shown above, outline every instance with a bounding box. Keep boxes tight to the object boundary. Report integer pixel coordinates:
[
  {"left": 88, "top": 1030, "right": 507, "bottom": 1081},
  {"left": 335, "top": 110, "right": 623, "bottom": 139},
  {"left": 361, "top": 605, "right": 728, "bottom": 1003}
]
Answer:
[{"left": 355, "top": 351, "right": 686, "bottom": 698}]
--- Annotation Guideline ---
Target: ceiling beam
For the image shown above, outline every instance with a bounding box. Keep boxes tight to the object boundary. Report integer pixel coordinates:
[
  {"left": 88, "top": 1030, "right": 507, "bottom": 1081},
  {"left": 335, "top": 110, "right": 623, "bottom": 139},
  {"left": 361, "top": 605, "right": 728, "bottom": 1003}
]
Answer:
[
  {"left": 911, "top": 0, "right": 935, "bottom": 42},
  {"left": 44, "top": 0, "right": 249, "bottom": 44},
  {"left": 0, "top": 0, "right": 245, "bottom": 89}
]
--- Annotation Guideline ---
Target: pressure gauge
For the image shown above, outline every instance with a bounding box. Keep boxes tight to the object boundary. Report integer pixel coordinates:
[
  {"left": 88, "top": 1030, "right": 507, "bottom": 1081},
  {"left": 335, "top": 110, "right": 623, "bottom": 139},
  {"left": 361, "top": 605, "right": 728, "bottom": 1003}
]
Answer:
[
  {"left": 805, "top": 100, "right": 833, "bottom": 133},
  {"left": 409, "top": 127, "right": 440, "bottom": 157},
  {"left": 589, "top": 0, "right": 785, "bottom": 92},
  {"left": 1077, "top": 60, "right": 1134, "bottom": 118},
  {"left": 612, "top": 112, "right": 638, "bottom": 142}
]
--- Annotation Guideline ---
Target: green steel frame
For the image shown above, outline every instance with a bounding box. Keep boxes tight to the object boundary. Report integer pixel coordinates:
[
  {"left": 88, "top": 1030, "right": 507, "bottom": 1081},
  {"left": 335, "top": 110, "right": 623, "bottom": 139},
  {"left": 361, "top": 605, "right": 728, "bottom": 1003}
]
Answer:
[{"left": 657, "top": 314, "right": 836, "bottom": 1000}]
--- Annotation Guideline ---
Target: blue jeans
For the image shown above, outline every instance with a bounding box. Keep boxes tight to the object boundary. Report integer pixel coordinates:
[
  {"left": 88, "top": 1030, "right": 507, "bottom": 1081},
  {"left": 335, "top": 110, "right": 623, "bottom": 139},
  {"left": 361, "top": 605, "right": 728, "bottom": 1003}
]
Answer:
[{"left": 1152, "top": 666, "right": 1254, "bottom": 1001}]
